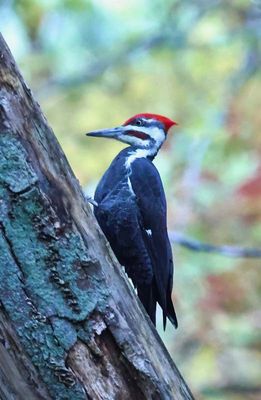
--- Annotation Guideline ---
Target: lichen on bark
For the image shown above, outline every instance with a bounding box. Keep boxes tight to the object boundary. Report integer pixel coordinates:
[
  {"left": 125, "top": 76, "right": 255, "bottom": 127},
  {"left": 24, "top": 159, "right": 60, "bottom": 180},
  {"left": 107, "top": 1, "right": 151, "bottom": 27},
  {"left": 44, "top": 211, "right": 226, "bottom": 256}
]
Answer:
[{"left": 0, "top": 132, "right": 110, "bottom": 399}]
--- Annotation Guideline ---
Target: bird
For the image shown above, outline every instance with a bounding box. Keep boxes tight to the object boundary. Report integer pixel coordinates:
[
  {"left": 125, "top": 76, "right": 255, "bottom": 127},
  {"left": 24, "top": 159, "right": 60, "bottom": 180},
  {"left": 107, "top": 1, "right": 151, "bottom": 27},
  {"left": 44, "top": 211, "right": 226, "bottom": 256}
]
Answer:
[{"left": 86, "top": 113, "right": 178, "bottom": 329}]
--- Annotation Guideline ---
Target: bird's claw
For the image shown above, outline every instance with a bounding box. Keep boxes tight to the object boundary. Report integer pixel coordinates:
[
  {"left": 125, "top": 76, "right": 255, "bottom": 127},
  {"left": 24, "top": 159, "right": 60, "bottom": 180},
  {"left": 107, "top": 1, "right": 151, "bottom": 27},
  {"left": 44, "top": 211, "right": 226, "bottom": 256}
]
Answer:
[{"left": 85, "top": 195, "right": 98, "bottom": 207}]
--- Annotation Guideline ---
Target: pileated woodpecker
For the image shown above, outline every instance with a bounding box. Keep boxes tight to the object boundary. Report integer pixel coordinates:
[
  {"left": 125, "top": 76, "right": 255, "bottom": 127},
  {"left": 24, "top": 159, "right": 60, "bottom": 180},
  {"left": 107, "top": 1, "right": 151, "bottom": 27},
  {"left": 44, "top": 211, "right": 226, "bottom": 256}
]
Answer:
[{"left": 86, "top": 113, "right": 178, "bottom": 329}]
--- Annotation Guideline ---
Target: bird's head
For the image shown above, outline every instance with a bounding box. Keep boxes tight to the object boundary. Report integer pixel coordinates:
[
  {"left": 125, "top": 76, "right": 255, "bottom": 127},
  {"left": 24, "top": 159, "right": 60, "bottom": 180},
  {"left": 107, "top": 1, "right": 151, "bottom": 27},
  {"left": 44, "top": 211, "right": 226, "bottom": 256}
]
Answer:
[{"left": 86, "top": 113, "right": 178, "bottom": 153}]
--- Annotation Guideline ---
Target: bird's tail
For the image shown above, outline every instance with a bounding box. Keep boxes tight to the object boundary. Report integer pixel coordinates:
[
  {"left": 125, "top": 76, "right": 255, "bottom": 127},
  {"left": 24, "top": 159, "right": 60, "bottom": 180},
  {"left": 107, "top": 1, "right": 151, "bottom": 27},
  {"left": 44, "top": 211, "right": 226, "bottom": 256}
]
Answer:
[
  {"left": 164, "top": 292, "right": 178, "bottom": 330},
  {"left": 137, "top": 284, "right": 157, "bottom": 325}
]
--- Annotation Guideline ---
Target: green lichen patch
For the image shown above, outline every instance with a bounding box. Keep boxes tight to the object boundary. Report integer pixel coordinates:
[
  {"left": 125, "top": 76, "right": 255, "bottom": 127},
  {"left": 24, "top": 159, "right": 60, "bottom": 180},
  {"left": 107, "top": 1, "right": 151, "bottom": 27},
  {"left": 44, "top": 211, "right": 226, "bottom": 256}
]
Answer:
[
  {"left": 0, "top": 133, "right": 38, "bottom": 192},
  {"left": 50, "top": 317, "right": 78, "bottom": 351},
  {"left": 3, "top": 179, "right": 107, "bottom": 321},
  {"left": 0, "top": 230, "right": 85, "bottom": 399}
]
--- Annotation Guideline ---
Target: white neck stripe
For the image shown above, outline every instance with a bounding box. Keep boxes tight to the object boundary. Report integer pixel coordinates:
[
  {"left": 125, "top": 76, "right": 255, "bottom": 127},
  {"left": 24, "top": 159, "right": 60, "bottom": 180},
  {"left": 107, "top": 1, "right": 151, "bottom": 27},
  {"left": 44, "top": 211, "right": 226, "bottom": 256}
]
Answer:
[{"left": 125, "top": 148, "right": 156, "bottom": 169}]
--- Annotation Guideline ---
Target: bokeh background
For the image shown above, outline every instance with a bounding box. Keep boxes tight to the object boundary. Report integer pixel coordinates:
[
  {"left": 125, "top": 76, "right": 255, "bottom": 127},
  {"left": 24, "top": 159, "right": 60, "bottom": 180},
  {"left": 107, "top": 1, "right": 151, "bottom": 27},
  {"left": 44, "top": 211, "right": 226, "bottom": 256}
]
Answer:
[{"left": 1, "top": 0, "right": 260, "bottom": 398}]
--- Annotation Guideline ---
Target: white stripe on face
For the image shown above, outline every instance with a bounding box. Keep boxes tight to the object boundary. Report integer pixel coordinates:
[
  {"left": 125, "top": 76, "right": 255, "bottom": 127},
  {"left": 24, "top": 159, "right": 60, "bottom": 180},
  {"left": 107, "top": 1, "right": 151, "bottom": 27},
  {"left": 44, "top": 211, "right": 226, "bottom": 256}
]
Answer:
[
  {"left": 123, "top": 126, "right": 166, "bottom": 169},
  {"left": 124, "top": 125, "right": 165, "bottom": 145}
]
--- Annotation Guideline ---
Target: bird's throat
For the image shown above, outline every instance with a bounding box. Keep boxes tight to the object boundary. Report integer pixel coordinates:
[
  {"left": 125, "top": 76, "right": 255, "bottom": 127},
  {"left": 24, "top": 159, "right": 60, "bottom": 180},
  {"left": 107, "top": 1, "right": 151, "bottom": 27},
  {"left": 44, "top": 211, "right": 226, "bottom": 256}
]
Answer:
[{"left": 125, "top": 146, "right": 158, "bottom": 169}]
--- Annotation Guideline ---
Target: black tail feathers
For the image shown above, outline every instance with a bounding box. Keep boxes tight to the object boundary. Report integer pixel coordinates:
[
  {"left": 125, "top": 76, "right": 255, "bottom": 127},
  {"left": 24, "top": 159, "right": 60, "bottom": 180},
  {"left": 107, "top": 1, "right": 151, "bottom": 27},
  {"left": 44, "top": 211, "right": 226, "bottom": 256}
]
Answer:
[
  {"left": 137, "top": 283, "right": 178, "bottom": 329},
  {"left": 165, "top": 292, "right": 178, "bottom": 329},
  {"left": 137, "top": 284, "right": 156, "bottom": 325}
]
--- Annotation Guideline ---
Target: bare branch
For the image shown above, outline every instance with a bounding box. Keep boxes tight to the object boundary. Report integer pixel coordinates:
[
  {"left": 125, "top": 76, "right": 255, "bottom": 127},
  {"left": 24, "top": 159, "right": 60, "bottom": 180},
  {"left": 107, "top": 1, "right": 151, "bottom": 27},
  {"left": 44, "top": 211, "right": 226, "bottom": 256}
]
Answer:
[
  {"left": 170, "top": 232, "right": 261, "bottom": 258},
  {"left": 201, "top": 383, "right": 261, "bottom": 396}
]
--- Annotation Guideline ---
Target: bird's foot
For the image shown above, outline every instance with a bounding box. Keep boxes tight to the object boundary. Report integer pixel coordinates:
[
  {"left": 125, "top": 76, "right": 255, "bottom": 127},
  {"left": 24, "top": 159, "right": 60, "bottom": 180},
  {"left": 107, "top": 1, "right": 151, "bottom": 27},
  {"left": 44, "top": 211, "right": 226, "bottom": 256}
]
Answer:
[{"left": 85, "top": 195, "right": 98, "bottom": 207}]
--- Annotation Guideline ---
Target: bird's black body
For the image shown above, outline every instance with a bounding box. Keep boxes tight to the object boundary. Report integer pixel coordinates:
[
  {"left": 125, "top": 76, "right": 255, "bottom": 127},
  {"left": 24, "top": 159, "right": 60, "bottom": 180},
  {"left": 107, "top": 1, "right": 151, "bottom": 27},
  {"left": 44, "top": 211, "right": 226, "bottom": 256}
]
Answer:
[{"left": 94, "top": 147, "right": 177, "bottom": 328}]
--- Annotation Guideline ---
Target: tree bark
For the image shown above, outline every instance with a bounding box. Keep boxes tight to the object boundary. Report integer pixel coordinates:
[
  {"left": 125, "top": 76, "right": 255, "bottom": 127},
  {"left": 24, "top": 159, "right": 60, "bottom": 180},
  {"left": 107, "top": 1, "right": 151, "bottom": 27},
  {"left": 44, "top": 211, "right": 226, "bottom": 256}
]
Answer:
[{"left": 0, "top": 34, "right": 194, "bottom": 400}]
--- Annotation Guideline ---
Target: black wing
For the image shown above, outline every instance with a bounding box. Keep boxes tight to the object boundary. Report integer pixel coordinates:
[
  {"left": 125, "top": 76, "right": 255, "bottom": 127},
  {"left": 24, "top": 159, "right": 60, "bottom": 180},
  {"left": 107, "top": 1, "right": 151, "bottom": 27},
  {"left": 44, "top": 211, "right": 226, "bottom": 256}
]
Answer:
[{"left": 130, "top": 158, "right": 178, "bottom": 328}]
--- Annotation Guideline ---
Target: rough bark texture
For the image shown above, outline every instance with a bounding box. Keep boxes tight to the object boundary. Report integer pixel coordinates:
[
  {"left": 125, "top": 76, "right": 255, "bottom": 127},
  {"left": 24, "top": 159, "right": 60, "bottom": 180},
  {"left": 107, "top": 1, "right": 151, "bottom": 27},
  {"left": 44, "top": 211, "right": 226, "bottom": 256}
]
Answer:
[{"left": 0, "top": 34, "right": 194, "bottom": 400}]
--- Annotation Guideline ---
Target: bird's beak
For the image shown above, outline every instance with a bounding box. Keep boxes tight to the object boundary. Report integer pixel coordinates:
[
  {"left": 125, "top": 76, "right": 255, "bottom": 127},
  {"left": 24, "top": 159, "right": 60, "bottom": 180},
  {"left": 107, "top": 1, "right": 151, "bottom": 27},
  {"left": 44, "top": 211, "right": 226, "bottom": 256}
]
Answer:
[{"left": 86, "top": 126, "right": 123, "bottom": 139}]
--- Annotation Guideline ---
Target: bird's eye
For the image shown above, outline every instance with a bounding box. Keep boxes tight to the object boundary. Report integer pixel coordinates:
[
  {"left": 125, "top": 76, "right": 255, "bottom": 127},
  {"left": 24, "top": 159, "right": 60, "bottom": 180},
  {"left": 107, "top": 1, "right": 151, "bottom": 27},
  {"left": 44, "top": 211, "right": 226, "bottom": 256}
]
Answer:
[{"left": 136, "top": 119, "right": 143, "bottom": 126}]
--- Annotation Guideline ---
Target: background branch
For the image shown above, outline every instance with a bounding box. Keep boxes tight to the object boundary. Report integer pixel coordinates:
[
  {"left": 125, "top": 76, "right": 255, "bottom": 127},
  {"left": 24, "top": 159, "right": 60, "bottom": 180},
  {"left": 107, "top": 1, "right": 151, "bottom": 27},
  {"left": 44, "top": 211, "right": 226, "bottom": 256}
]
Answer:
[{"left": 170, "top": 232, "right": 261, "bottom": 258}]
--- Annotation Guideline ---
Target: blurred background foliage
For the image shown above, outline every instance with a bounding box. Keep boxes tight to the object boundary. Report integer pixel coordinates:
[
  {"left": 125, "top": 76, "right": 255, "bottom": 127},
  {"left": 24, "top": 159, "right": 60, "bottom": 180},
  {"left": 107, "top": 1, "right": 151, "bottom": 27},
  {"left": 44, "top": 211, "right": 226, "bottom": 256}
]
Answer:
[{"left": 1, "top": 0, "right": 260, "bottom": 398}]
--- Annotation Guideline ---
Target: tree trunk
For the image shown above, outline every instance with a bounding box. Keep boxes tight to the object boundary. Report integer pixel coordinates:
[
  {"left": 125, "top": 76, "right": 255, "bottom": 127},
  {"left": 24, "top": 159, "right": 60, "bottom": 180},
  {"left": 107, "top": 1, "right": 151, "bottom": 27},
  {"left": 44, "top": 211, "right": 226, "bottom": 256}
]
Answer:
[{"left": 0, "top": 34, "right": 194, "bottom": 400}]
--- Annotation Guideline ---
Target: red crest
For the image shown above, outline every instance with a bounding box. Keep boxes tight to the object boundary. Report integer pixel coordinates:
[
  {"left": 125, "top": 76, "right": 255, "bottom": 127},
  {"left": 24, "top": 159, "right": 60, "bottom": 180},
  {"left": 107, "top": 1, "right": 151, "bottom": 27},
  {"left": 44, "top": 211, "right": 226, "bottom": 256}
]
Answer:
[{"left": 123, "top": 113, "right": 178, "bottom": 132}]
